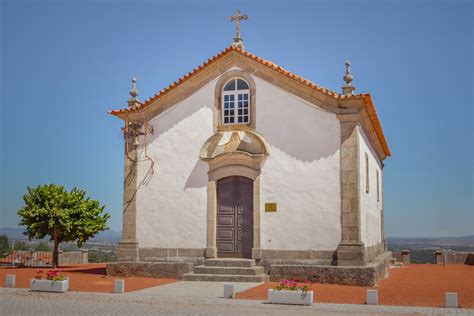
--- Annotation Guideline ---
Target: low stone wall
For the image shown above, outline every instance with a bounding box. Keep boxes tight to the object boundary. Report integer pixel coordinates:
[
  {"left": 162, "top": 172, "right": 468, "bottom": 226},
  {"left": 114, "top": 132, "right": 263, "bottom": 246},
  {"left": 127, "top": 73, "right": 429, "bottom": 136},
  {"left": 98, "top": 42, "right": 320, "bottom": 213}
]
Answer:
[
  {"left": 106, "top": 262, "right": 194, "bottom": 279},
  {"left": 7, "top": 250, "right": 88, "bottom": 266},
  {"left": 435, "top": 251, "right": 474, "bottom": 265},
  {"left": 269, "top": 251, "right": 391, "bottom": 286},
  {"left": 392, "top": 250, "right": 410, "bottom": 264},
  {"left": 58, "top": 250, "right": 88, "bottom": 266}
]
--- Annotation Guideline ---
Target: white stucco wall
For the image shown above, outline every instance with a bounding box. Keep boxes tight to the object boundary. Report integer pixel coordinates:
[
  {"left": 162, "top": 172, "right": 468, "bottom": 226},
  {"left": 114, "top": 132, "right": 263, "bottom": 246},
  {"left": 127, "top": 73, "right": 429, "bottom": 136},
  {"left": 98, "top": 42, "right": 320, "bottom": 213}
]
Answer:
[
  {"left": 254, "top": 76, "right": 342, "bottom": 251},
  {"left": 358, "top": 128, "right": 382, "bottom": 247},
  {"left": 134, "top": 67, "right": 342, "bottom": 252},
  {"left": 135, "top": 80, "right": 216, "bottom": 248}
]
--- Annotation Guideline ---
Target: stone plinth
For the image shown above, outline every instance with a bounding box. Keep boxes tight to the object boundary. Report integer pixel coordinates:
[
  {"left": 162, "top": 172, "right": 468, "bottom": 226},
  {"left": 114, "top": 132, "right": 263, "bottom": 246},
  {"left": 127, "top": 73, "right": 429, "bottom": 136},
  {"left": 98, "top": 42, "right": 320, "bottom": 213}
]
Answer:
[
  {"left": 392, "top": 250, "right": 410, "bottom": 264},
  {"left": 269, "top": 252, "right": 391, "bottom": 286},
  {"left": 367, "top": 289, "right": 378, "bottom": 305},
  {"left": 336, "top": 242, "right": 366, "bottom": 266},
  {"left": 114, "top": 279, "right": 125, "bottom": 294},
  {"left": 116, "top": 241, "right": 139, "bottom": 262},
  {"left": 445, "top": 292, "right": 458, "bottom": 308}
]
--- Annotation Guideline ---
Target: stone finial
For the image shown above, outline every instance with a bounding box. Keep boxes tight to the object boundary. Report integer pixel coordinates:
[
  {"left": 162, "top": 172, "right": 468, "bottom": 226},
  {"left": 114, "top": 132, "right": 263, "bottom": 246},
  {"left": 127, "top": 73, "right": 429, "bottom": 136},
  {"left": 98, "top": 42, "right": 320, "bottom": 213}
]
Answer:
[
  {"left": 342, "top": 60, "right": 355, "bottom": 96},
  {"left": 129, "top": 77, "right": 139, "bottom": 100},
  {"left": 127, "top": 77, "right": 140, "bottom": 108},
  {"left": 229, "top": 9, "right": 248, "bottom": 49}
]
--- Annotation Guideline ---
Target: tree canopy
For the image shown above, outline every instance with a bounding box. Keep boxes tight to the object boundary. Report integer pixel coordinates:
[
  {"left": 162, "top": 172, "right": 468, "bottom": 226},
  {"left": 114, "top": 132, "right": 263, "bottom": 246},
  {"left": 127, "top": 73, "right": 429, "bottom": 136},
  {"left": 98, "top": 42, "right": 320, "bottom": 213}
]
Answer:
[
  {"left": 18, "top": 184, "right": 110, "bottom": 266},
  {"left": 13, "top": 241, "right": 28, "bottom": 251},
  {"left": 35, "top": 241, "right": 52, "bottom": 252},
  {"left": 0, "top": 234, "right": 10, "bottom": 257}
]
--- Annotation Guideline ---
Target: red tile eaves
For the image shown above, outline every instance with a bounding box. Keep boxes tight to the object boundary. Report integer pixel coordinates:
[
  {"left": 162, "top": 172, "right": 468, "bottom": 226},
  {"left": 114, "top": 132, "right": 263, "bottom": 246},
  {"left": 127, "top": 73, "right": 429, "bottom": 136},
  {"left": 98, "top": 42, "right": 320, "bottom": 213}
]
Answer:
[
  {"left": 361, "top": 94, "right": 391, "bottom": 157},
  {"left": 109, "top": 46, "right": 390, "bottom": 156}
]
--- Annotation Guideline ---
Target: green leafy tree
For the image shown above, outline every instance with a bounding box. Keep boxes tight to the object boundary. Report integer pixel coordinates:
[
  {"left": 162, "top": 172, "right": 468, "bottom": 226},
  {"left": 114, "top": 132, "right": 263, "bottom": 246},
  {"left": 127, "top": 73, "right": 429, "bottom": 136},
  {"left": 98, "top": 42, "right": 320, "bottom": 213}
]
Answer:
[
  {"left": 18, "top": 184, "right": 110, "bottom": 267},
  {"left": 0, "top": 234, "right": 11, "bottom": 257},
  {"left": 35, "top": 241, "right": 52, "bottom": 252},
  {"left": 13, "top": 241, "right": 28, "bottom": 251}
]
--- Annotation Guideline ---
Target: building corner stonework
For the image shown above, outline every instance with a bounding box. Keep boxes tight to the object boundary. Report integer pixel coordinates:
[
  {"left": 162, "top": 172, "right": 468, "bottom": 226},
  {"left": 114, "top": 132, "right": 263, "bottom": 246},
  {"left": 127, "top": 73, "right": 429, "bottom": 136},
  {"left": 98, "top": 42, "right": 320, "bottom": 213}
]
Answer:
[
  {"left": 336, "top": 117, "right": 366, "bottom": 266},
  {"left": 116, "top": 120, "right": 140, "bottom": 263}
]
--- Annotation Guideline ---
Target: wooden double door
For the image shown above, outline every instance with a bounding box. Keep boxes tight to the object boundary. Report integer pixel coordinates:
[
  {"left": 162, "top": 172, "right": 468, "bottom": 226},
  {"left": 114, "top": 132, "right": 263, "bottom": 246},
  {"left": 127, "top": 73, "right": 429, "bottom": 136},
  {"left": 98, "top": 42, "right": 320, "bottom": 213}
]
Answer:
[{"left": 216, "top": 176, "right": 254, "bottom": 258}]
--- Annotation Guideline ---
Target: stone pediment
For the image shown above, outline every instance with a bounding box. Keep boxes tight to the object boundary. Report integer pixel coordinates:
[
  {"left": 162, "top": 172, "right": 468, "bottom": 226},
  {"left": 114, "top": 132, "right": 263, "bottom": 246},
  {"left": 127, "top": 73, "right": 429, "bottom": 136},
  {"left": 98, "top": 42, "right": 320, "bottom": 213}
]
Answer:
[{"left": 199, "top": 131, "right": 269, "bottom": 161}]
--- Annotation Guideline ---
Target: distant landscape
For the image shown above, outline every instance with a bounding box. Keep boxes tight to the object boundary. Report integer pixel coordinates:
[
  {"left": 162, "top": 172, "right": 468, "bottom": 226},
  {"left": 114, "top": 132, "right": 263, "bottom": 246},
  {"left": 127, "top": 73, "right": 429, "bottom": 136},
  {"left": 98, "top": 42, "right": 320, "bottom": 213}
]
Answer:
[
  {"left": 387, "top": 235, "right": 474, "bottom": 263},
  {"left": 1, "top": 227, "right": 472, "bottom": 264},
  {"left": 0, "top": 227, "right": 122, "bottom": 242},
  {"left": 0, "top": 227, "right": 121, "bottom": 263}
]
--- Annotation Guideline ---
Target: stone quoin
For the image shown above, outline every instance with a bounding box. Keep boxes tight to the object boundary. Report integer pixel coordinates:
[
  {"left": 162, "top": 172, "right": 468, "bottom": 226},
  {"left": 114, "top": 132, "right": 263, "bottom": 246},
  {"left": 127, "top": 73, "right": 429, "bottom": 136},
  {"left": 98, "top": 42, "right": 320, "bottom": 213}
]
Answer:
[{"left": 106, "top": 10, "right": 391, "bottom": 286}]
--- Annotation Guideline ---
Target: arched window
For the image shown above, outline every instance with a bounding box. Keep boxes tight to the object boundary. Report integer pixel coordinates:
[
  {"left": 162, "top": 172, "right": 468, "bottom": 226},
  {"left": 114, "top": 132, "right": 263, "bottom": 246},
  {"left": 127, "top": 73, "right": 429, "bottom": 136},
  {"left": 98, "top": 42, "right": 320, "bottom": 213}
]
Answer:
[{"left": 222, "top": 78, "right": 250, "bottom": 125}]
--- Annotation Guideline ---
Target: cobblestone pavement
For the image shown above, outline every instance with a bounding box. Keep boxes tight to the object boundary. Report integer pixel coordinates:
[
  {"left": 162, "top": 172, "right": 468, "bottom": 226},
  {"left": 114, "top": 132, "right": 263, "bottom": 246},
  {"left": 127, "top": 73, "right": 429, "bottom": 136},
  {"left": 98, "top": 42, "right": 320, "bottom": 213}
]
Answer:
[{"left": 0, "top": 288, "right": 473, "bottom": 316}]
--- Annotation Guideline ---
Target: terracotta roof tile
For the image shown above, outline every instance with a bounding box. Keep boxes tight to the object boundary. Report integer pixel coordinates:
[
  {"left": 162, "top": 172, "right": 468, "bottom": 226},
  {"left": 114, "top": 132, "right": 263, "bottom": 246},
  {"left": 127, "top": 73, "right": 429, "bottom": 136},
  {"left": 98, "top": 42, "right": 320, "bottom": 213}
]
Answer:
[{"left": 109, "top": 45, "right": 390, "bottom": 156}]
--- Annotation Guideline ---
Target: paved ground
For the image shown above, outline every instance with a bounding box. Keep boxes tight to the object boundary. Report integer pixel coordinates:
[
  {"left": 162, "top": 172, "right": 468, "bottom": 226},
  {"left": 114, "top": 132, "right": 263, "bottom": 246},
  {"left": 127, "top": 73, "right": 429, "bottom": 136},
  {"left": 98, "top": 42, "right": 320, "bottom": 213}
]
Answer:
[
  {"left": 1, "top": 287, "right": 473, "bottom": 315},
  {"left": 1, "top": 263, "right": 473, "bottom": 314},
  {"left": 2, "top": 264, "right": 473, "bottom": 308},
  {"left": 129, "top": 280, "right": 261, "bottom": 298}
]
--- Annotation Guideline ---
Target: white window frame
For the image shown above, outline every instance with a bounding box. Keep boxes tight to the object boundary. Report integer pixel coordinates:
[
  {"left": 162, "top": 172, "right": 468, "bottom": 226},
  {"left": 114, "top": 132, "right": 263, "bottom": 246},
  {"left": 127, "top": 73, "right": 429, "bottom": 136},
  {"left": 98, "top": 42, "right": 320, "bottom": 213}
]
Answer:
[{"left": 222, "top": 78, "right": 250, "bottom": 125}]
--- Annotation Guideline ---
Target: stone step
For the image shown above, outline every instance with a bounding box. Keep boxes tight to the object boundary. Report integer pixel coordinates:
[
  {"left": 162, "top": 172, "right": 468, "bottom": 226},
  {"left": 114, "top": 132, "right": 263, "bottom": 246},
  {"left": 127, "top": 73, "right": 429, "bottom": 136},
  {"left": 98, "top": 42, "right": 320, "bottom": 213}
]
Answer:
[
  {"left": 182, "top": 273, "right": 269, "bottom": 282},
  {"left": 193, "top": 265, "right": 264, "bottom": 275},
  {"left": 204, "top": 258, "right": 255, "bottom": 268}
]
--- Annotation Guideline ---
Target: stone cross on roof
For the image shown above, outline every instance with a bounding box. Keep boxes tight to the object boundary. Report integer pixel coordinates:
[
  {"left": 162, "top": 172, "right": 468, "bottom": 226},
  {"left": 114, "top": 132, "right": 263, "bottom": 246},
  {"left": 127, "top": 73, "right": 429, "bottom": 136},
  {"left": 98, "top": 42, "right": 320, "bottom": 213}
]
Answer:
[{"left": 229, "top": 9, "right": 248, "bottom": 49}]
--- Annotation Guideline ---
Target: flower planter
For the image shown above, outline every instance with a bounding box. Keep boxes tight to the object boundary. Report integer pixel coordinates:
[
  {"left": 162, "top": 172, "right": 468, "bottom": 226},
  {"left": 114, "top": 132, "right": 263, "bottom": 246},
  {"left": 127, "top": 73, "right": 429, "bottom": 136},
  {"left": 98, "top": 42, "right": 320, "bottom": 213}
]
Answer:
[
  {"left": 30, "top": 278, "right": 69, "bottom": 293},
  {"left": 268, "top": 289, "right": 313, "bottom": 305}
]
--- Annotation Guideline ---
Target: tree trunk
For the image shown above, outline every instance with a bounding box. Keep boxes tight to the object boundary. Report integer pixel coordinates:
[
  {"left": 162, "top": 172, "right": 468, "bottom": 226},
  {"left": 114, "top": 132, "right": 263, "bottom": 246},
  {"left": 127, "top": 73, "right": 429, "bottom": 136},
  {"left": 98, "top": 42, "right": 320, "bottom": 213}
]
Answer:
[{"left": 53, "top": 229, "right": 60, "bottom": 268}]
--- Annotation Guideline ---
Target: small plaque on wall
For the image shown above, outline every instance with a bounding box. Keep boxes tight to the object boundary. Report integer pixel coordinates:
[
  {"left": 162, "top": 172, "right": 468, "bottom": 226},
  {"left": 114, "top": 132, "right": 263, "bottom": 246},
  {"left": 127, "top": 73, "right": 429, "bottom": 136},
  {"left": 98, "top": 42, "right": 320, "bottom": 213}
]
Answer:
[{"left": 265, "top": 203, "right": 277, "bottom": 212}]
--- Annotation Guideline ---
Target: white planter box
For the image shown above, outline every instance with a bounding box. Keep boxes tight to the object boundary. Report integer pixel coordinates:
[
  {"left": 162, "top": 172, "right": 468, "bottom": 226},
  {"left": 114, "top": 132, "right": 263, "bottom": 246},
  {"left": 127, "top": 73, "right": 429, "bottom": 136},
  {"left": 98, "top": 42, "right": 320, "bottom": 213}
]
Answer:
[
  {"left": 268, "top": 289, "right": 313, "bottom": 306},
  {"left": 30, "top": 278, "right": 69, "bottom": 293}
]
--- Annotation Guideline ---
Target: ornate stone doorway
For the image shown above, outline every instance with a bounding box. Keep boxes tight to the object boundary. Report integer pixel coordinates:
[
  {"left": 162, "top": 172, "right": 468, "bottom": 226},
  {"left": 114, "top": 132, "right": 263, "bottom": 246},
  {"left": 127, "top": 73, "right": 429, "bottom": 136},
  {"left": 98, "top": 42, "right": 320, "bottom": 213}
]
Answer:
[
  {"left": 199, "top": 130, "right": 269, "bottom": 259},
  {"left": 216, "top": 176, "right": 253, "bottom": 258}
]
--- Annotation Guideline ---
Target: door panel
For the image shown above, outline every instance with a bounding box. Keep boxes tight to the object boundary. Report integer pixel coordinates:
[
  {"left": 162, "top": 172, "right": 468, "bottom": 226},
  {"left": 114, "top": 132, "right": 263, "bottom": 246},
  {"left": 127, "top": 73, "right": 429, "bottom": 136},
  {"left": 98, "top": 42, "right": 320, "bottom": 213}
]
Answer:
[{"left": 216, "top": 176, "right": 253, "bottom": 258}]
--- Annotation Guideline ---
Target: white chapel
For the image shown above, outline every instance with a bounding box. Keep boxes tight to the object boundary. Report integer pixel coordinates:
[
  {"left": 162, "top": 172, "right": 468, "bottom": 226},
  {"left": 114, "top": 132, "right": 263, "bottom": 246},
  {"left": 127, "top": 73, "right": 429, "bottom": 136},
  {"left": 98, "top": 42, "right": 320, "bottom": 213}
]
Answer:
[{"left": 107, "top": 10, "right": 391, "bottom": 285}]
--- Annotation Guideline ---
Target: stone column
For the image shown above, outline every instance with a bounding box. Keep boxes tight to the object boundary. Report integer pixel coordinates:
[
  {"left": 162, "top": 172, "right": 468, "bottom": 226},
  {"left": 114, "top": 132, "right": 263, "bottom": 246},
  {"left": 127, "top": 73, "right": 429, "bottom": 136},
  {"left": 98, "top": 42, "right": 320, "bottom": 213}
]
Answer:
[
  {"left": 381, "top": 210, "right": 387, "bottom": 251},
  {"left": 117, "top": 124, "right": 139, "bottom": 262},
  {"left": 401, "top": 250, "right": 410, "bottom": 264},
  {"left": 336, "top": 119, "right": 366, "bottom": 266},
  {"left": 81, "top": 249, "right": 89, "bottom": 264},
  {"left": 252, "top": 175, "right": 262, "bottom": 259},
  {"left": 205, "top": 180, "right": 217, "bottom": 258},
  {"left": 380, "top": 168, "right": 387, "bottom": 251}
]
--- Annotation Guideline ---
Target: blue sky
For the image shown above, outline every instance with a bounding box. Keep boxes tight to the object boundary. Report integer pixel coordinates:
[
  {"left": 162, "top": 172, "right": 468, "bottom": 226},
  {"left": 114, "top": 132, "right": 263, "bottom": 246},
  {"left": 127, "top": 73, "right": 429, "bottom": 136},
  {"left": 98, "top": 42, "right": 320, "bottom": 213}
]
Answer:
[{"left": 1, "top": 0, "right": 472, "bottom": 237}]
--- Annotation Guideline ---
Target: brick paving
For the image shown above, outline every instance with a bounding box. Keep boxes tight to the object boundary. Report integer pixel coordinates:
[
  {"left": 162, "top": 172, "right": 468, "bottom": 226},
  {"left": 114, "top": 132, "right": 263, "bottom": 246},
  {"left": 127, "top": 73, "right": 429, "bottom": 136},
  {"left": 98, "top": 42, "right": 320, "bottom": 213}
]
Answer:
[
  {"left": 0, "top": 264, "right": 177, "bottom": 293},
  {"left": 237, "top": 264, "right": 474, "bottom": 308},
  {"left": 1, "top": 288, "right": 473, "bottom": 315}
]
